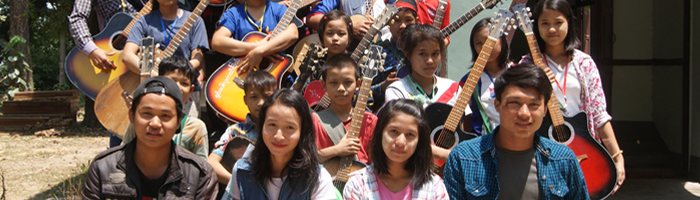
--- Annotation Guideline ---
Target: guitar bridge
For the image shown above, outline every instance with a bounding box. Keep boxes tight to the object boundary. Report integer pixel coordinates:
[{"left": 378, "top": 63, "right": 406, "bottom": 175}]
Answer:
[{"left": 577, "top": 154, "right": 588, "bottom": 163}]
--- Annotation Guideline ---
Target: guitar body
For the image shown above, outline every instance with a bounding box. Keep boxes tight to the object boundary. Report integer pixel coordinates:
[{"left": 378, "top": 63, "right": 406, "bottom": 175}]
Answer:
[
  {"left": 303, "top": 80, "right": 324, "bottom": 107},
  {"left": 220, "top": 136, "right": 253, "bottom": 173},
  {"left": 425, "top": 102, "right": 478, "bottom": 175},
  {"left": 322, "top": 157, "right": 368, "bottom": 190},
  {"left": 94, "top": 72, "right": 140, "bottom": 137},
  {"left": 65, "top": 12, "right": 132, "bottom": 100},
  {"left": 205, "top": 31, "right": 294, "bottom": 123},
  {"left": 538, "top": 112, "right": 617, "bottom": 200}
]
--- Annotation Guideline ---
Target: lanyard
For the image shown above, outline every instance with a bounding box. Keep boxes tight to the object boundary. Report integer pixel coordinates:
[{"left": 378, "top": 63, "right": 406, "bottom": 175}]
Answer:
[
  {"left": 544, "top": 55, "right": 571, "bottom": 105},
  {"left": 160, "top": 10, "right": 180, "bottom": 47},
  {"left": 245, "top": 2, "right": 267, "bottom": 32},
  {"left": 484, "top": 71, "right": 494, "bottom": 84}
]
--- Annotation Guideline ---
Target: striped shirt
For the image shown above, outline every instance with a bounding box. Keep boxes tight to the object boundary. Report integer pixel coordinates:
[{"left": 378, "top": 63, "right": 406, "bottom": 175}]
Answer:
[
  {"left": 343, "top": 165, "right": 449, "bottom": 200},
  {"left": 68, "top": 0, "right": 146, "bottom": 55}
]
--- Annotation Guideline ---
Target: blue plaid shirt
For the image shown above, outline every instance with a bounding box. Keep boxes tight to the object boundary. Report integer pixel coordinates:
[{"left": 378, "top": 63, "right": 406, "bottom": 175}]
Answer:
[{"left": 443, "top": 127, "right": 589, "bottom": 200}]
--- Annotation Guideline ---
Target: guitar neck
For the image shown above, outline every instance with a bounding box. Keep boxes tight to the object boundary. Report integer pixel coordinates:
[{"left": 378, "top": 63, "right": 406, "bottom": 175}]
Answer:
[
  {"left": 334, "top": 76, "right": 373, "bottom": 182},
  {"left": 442, "top": 36, "right": 497, "bottom": 132},
  {"left": 432, "top": 0, "right": 448, "bottom": 29},
  {"left": 524, "top": 33, "right": 566, "bottom": 126},
  {"left": 122, "top": 0, "right": 154, "bottom": 38},
  {"left": 154, "top": 0, "right": 210, "bottom": 72},
  {"left": 351, "top": 28, "right": 379, "bottom": 62},
  {"left": 441, "top": 2, "right": 486, "bottom": 37},
  {"left": 268, "top": 0, "right": 301, "bottom": 38}
]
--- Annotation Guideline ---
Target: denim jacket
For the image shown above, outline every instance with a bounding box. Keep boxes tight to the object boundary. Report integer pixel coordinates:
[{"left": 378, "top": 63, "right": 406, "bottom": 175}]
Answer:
[
  {"left": 234, "top": 158, "right": 312, "bottom": 200},
  {"left": 443, "top": 127, "right": 589, "bottom": 200}
]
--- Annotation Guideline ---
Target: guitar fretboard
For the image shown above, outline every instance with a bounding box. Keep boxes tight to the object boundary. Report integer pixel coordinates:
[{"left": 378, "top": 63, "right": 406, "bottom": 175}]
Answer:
[
  {"left": 122, "top": 0, "right": 153, "bottom": 38},
  {"left": 524, "top": 33, "right": 566, "bottom": 127},
  {"left": 334, "top": 76, "right": 373, "bottom": 182},
  {"left": 268, "top": 0, "right": 302, "bottom": 38},
  {"left": 432, "top": 0, "right": 448, "bottom": 29},
  {"left": 441, "top": 3, "right": 486, "bottom": 37},
  {"left": 351, "top": 27, "right": 379, "bottom": 62},
  {"left": 154, "top": 0, "right": 210, "bottom": 72}
]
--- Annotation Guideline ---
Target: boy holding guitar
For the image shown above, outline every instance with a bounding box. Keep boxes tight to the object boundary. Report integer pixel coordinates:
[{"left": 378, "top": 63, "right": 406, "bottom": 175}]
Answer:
[
  {"left": 443, "top": 63, "right": 589, "bottom": 199},
  {"left": 313, "top": 54, "right": 377, "bottom": 166},
  {"left": 122, "top": 0, "right": 209, "bottom": 119},
  {"left": 208, "top": 71, "right": 277, "bottom": 185}
]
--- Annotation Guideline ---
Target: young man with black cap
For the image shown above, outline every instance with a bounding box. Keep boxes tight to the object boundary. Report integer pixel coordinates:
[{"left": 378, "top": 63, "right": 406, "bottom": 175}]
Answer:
[{"left": 83, "top": 76, "right": 218, "bottom": 199}]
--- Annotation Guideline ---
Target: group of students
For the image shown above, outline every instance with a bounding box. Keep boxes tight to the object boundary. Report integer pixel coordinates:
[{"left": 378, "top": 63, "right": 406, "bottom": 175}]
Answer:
[{"left": 77, "top": 0, "right": 626, "bottom": 199}]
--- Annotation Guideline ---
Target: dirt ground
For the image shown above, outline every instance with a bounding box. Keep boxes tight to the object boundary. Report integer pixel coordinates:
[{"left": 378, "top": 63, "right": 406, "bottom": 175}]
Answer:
[{"left": 0, "top": 127, "right": 110, "bottom": 200}]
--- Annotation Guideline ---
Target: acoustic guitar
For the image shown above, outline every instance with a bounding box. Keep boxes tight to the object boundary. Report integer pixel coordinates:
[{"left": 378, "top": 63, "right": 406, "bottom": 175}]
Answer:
[
  {"left": 291, "top": 43, "right": 327, "bottom": 110},
  {"left": 94, "top": 0, "right": 211, "bottom": 137},
  {"left": 513, "top": 4, "right": 617, "bottom": 199},
  {"left": 205, "top": 0, "right": 308, "bottom": 123},
  {"left": 64, "top": 1, "right": 153, "bottom": 100},
  {"left": 302, "top": 4, "right": 398, "bottom": 112},
  {"left": 220, "top": 136, "right": 254, "bottom": 173},
  {"left": 323, "top": 45, "right": 385, "bottom": 192},
  {"left": 425, "top": 9, "right": 514, "bottom": 176}
]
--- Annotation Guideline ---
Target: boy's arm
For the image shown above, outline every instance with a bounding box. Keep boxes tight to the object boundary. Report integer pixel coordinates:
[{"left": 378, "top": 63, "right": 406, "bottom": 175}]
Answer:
[
  {"left": 122, "top": 42, "right": 141, "bottom": 75},
  {"left": 207, "top": 153, "right": 232, "bottom": 184},
  {"left": 210, "top": 26, "right": 259, "bottom": 57}
]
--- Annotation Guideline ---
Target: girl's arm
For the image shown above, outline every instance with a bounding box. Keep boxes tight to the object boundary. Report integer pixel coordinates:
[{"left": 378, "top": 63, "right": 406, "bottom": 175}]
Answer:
[
  {"left": 598, "top": 121, "right": 625, "bottom": 193},
  {"left": 211, "top": 26, "right": 260, "bottom": 57}
]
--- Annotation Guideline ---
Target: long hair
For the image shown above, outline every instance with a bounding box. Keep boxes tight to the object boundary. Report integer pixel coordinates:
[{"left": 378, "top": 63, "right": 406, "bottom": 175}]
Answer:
[
  {"left": 533, "top": 0, "right": 580, "bottom": 55},
  {"left": 251, "top": 89, "right": 320, "bottom": 193},
  {"left": 371, "top": 99, "right": 433, "bottom": 188},
  {"left": 470, "top": 18, "right": 510, "bottom": 69},
  {"left": 399, "top": 24, "right": 445, "bottom": 74},
  {"left": 318, "top": 10, "right": 353, "bottom": 47}
]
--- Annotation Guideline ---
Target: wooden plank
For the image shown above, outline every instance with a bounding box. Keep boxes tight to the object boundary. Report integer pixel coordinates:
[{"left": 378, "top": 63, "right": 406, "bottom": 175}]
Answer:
[
  {"left": 2, "top": 101, "right": 76, "bottom": 116},
  {"left": 13, "top": 90, "right": 80, "bottom": 101}
]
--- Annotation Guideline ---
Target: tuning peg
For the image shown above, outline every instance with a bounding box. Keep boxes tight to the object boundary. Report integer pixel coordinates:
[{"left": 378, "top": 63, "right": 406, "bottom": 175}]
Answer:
[
  {"left": 379, "top": 66, "right": 385, "bottom": 72},
  {"left": 381, "top": 52, "right": 387, "bottom": 59},
  {"left": 493, "top": 12, "right": 497, "bottom": 17},
  {"left": 526, "top": 7, "right": 531, "bottom": 12},
  {"left": 360, "top": 56, "right": 368, "bottom": 63},
  {"left": 504, "top": 32, "right": 509, "bottom": 36},
  {"left": 155, "top": 44, "right": 161, "bottom": 48},
  {"left": 528, "top": 12, "right": 532, "bottom": 18}
]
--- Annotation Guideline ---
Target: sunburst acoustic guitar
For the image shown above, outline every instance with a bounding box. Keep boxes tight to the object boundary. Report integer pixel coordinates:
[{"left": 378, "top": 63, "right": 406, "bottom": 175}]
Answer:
[
  {"left": 65, "top": 1, "right": 153, "bottom": 100},
  {"left": 94, "top": 0, "right": 211, "bottom": 137}
]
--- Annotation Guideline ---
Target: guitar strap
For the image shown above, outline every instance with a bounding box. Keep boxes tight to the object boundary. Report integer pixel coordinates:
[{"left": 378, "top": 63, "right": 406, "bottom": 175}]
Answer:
[
  {"left": 365, "top": 0, "right": 378, "bottom": 17},
  {"left": 473, "top": 79, "right": 492, "bottom": 135},
  {"left": 315, "top": 110, "right": 360, "bottom": 161}
]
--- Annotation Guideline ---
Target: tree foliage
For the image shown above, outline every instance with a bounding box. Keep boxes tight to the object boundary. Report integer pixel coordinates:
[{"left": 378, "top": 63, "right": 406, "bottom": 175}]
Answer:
[{"left": 0, "top": 35, "right": 31, "bottom": 99}]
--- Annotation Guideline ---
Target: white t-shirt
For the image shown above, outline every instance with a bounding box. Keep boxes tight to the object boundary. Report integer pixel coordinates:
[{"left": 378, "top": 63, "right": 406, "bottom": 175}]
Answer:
[
  {"left": 386, "top": 76, "right": 472, "bottom": 115},
  {"left": 225, "top": 159, "right": 337, "bottom": 200},
  {"left": 544, "top": 54, "right": 582, "bottom": 117},
  {"left": 476, "top": 72, "right": 500, "bottom": 129}
]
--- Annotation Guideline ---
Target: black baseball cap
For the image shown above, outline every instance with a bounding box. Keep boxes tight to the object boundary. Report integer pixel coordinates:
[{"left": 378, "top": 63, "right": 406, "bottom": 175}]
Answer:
[{"left": 132, "top": 76, "right": 183, "bottom": 113}]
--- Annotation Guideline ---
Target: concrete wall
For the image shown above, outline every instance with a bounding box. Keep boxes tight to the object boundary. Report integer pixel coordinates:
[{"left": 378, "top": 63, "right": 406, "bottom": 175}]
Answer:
[
  {"left": 690, "top": 1, "right": 700, "bottom": 180},
  {"left": 445, "top": 0, "right": 499, "bottom": 81}
]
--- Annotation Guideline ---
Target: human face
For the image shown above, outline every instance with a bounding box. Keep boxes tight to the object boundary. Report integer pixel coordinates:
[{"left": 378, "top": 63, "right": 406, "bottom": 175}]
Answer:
[
  {"left": 262, "top": 103, "right": 302, "bottom": 161},
  {"left": 537, "top": 9, "right": 569, "bottom": 49},
  {"left": 472, "top": 28, "right": 502, "bottom": 63},
  {"left": 382, "top": 112, "right": 419, "bottom": 166},
  {"left": 322, "top": 66, "right": 358, "bottom": 106},
  {"left": 495, "top": 85, "right": 546, "bottom": 139},
  {"left": 130, "top": 93, "right": 181, "bottom": 149},
  {"left": 163, "top": 70, "right": 194, "bottom": 99},
  {"left": 244, "top": 87, "right": 275, "bottom": 120},
  {"left": 389, "top": 10, "right": 416, "bottom": 42},
  {"left": 157, "top": 0, "right": 177, "bottom": 7},
  {"left": 409, "top": 40, "right": 441, "bottom": 80},
  {"left": 322, "top": 19, "right": 350, "bottom": 56}
]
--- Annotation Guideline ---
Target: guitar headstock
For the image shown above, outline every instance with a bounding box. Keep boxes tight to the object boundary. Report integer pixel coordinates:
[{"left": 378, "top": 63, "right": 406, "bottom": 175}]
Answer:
[
  {"left": 358, "top": 45, "right": 386, "bottom": 79},
  {"left": 139, "top": 37, "right": 156, "bottom": 77},
  {"left": 482, "top": 0, "right": 504, "bottom": 9},
  {"left": 487, "top": 9, "right": 516, "bottom": 39},
  {"left": 512, "top": 4, "right": 534, "bottom": 34},
  {"left": 295, "top": 43, "right": 327, "bottom": 78},
  {"left": 374, "top": 4, "right": 398, "bottom": 29}
]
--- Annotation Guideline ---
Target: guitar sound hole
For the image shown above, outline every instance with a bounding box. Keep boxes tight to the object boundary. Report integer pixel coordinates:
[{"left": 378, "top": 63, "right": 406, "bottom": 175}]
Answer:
[
  {"left": 259, "top": 58, "right": 272, "bottom": 71},
  {"left": 432, "top": 129, "right": 456, "bottom": 149},
  {"left": 112, "top": 34, "right": 127, "bottom": 50},
  {"left": 550, "top": 125, "right": 573, "bottom": 143}
]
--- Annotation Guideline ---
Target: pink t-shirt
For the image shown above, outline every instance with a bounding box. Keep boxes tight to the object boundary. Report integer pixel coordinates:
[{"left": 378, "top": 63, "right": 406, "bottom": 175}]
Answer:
[{"left": 375, "top": 173, "right": 413, "bottom": 200}]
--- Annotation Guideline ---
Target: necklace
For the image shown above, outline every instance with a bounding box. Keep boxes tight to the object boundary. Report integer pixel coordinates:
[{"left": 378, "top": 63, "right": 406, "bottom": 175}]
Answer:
[{"left": 245, "top": 2, "right": 267, "bottom": 32}]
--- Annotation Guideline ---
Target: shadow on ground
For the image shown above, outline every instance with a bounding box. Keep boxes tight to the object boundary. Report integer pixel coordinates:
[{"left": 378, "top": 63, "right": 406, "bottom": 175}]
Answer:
[
  {"left": 27, "top": 171, "right": 87, "bottom": 200},
  {"left": 609, "top": 178, "right": 700, "bottom": 200}
]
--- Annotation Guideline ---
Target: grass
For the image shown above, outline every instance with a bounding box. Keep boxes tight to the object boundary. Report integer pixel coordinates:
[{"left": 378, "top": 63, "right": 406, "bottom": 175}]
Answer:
[{"left": 44, "top": 161, "right": 90, "bottom": 200}]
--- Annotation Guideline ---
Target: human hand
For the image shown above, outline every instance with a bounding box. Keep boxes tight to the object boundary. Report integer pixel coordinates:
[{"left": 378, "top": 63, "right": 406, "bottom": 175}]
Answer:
[
  {"left": 380, "top": 72, "right": 399, "bottom": 92},
  {"left": 612, "top": 154, "right": 625, "bottom": 194},
  {"left": 277, "top": 0, "right": 292, "bottom": 7},
  {"left": 88, "top": 49, "right": 116, "bottom": 71},
  {"left": 335, "top": 134, "right": 361, "bottom": 156},
  {"left": 353, "top": 20, "right": 374, "bottom": 40}
]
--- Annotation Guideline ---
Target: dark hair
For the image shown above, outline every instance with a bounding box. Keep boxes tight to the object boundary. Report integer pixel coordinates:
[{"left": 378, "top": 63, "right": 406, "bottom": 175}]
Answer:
[
  {"left": 130, "top": 81, "right": 184, "bottom": 119},
  {"left": 321, "top": 54, "right": 361, "bottom": 80},
  {"left": 399, "top": 24, "right": 445, "bottom": 73},
  {"left": 251, "top": 89, "right": 319, "bottom": 193},
  {"left": 397, "top": 7, "right": 418, "bottom": 19},
  {"left": 494, "top": 63, "right": 552, "bottom": 104},
  {"left": 318, "top": 10, "right": 353, "bottom": 47},
  {"left": 158, "top": 56, "right": 196, "bottom": 84},
  {"left": 371, "top": 99, "right": 433, "bottom": 188},
  {"left": 243, "top": 70, "right": 277, "bottom": 94},
  {"left": 470, "top": 18, "right": 510, "bottom": 69},
  {"left": 533, "top": 0, "right": 580, "bottom": 55}
]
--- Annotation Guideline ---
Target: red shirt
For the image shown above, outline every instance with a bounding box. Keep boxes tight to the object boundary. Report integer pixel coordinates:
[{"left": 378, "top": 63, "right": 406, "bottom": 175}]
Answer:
[
  {"left": 313, "top": 111, "right": 377, "bottom": 164},
  {"left": 416, "top": 0, "right": 451, "bottom": 42}
]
